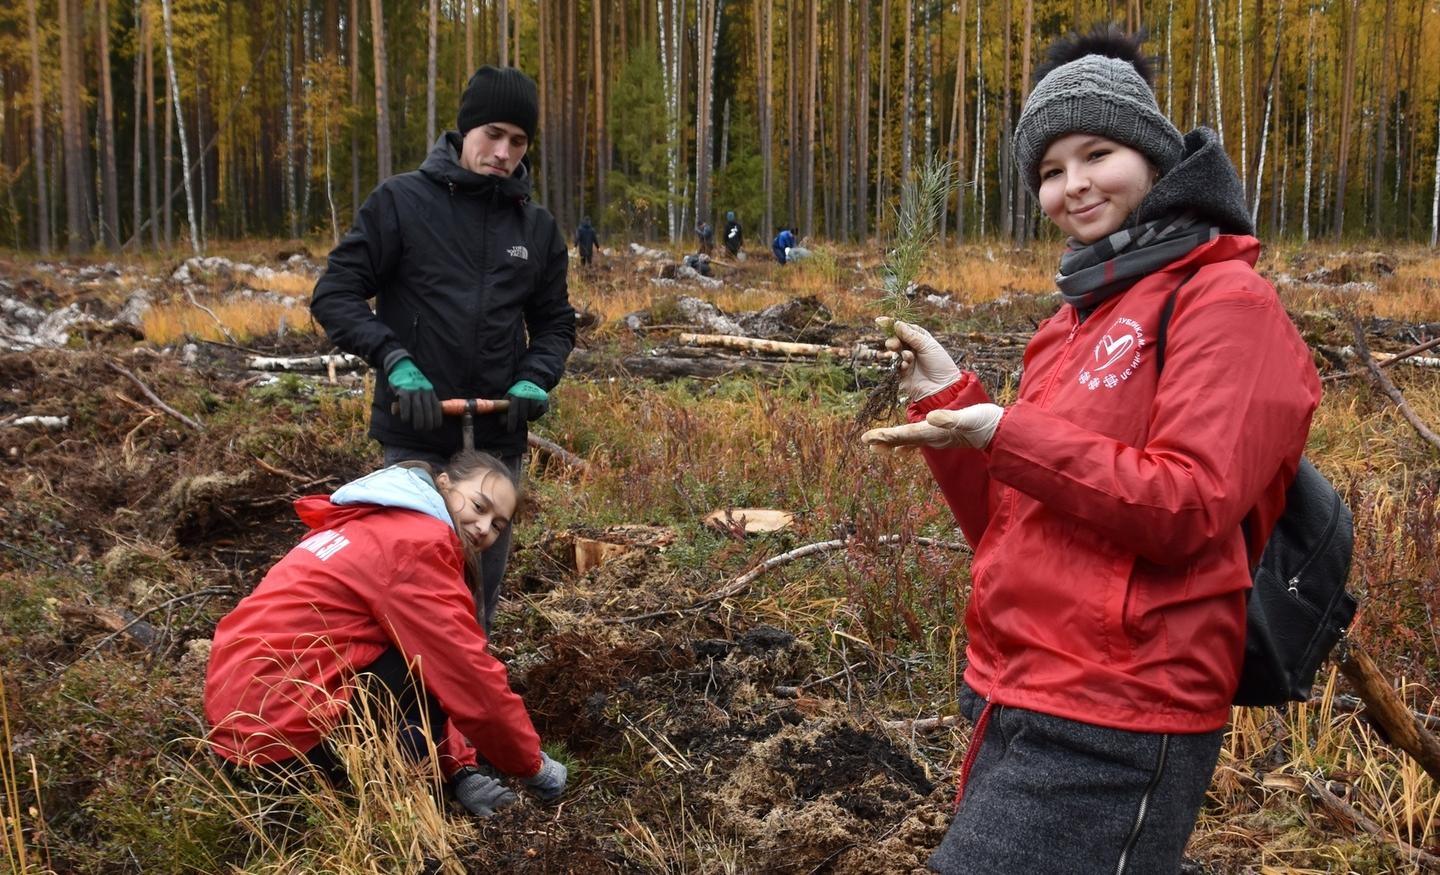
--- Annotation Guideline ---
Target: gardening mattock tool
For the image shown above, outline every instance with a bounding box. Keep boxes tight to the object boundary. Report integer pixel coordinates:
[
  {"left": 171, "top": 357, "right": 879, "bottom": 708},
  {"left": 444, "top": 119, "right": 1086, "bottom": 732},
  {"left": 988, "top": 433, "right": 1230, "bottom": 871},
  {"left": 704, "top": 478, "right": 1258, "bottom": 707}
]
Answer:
[{"left": 389, "top": 398, "right": 509, "bottom": 451}]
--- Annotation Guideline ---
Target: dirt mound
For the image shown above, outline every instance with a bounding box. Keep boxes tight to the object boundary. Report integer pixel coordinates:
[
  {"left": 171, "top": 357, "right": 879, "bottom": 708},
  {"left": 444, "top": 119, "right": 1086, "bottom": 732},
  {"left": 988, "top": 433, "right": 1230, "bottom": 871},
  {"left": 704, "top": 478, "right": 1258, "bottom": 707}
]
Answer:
[{"left": 709, "top": 719, "right": 947, "bottom": 873}]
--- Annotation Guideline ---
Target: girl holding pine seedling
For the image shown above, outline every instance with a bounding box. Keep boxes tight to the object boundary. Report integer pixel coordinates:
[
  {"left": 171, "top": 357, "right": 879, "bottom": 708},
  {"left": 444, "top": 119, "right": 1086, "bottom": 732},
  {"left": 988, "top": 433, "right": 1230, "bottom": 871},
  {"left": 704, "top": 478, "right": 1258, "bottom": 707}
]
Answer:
[{"left": 863, "top": 27, "right": 1320, "bottom": 874}]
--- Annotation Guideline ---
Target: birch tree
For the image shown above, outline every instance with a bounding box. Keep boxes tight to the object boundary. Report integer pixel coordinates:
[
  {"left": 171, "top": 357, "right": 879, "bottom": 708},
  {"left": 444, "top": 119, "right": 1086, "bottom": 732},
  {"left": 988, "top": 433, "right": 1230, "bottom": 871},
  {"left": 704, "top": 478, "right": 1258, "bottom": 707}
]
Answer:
[
  {"left": 1431, "top": 83, "right": 1440, "bottom": 246},
  {"left": 1236, "top": 0, "right": 1249, "bottom": 194},
  {"left": 947, "top": 0, "right": 967, "bottom": 242},
  {"left": 1207, "top": 0, "right": 1224, "bottom": 144},
  {"left": 1302, "top": 0, "right": 1317, "bottom": 242},
  {"left": 160, "top": 0, "right": 200, "bottom": 253},
  {"left": 1249, "top": 0, "right": 1283, "bottom": 227}
]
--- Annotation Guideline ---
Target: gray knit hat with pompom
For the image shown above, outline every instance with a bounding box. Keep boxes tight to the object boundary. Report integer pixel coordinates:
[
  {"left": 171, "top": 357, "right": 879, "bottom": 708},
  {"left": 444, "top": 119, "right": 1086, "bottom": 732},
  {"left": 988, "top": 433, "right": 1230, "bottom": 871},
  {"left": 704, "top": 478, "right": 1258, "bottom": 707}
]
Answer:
[{"left": 1013, "top": 40, "right": 1183, "bottom": 197}]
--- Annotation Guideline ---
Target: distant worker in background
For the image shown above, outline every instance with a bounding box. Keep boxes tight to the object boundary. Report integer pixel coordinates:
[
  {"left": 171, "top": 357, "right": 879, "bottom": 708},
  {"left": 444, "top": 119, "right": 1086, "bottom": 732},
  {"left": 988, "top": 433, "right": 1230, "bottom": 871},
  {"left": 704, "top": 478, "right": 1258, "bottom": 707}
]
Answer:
[
  {"left": 696, "top": 220, "right": 715, "bottom": 255},
  {"left": 723, "top": 210, "right": 743, "bottom": 258},
  {"left": 772, "top": 226, "right": 795, "bottom": 265},
  {"left": 576, "top": 216, "right": 599, "bottom": 267},
  {"left": 310, "top": 65, "right": 576, "bottom": 636}
]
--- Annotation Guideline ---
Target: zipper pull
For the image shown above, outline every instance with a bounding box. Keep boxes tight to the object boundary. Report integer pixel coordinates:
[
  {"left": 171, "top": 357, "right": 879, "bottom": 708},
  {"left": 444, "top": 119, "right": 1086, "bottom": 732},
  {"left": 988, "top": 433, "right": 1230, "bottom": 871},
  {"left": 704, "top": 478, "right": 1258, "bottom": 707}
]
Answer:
[{"left": 448, "top": 181, "right": 455, "bottom": 197}]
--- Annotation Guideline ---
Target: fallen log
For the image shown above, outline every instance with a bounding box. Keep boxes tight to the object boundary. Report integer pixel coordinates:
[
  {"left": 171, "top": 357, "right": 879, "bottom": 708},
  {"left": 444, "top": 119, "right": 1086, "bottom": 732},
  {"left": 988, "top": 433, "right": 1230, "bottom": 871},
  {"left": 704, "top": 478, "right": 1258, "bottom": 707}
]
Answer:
[
  {"left": 1263, "top": 770, "right": 1440, "bottom": 871},
  {"left": 1, "top": 415, "right": 69, "bottom": 429},
  {"left": 1338, "top": 646, "right": 1440, "bottom": 785},
  {"left": 245, "top": 353, "right": 366, "bottom": 372},
  {"left": 678, "top": 332, "right": 897, "bottom": 362}
]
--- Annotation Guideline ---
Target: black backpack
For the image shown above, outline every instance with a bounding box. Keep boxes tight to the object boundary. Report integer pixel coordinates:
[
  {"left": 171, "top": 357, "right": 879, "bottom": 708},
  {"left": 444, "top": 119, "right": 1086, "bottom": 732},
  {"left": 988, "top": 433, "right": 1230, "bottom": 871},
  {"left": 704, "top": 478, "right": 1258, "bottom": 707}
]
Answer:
[{"left": 1155, "top": 272, "right": 1359, "bottom": 707}]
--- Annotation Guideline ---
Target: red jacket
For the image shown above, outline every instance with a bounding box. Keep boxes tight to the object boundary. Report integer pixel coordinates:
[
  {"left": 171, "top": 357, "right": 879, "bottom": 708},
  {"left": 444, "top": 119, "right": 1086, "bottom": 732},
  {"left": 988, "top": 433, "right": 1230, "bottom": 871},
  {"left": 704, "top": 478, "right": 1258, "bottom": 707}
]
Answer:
[
  {"left": 917, "top": 236, "right": 1320, "bottom": 733},
  {"left": 204, "top": 489, "right": 541, "bottom": 777}
]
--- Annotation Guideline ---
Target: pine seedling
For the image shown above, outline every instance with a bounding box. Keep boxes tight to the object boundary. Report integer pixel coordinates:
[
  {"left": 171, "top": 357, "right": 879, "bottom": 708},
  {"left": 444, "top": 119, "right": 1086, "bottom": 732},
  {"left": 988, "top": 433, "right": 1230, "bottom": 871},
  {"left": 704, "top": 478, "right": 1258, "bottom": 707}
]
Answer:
[
  {"left": 861, "top": 156, "right": 957, "bottom": 425},
  {"left": 879, "top": 156, "right": 957, "bottom": 325}
]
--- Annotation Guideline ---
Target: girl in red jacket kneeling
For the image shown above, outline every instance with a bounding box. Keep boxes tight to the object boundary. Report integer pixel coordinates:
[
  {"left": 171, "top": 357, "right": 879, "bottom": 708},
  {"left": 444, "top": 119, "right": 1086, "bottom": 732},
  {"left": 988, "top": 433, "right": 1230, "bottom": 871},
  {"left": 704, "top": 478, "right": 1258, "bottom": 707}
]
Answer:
[
  {"left": 863, "top": 26, "right": 1319, "bottom": 875},
  {"left": 204, "top": 450, "right": 565, "bottom": 818}
]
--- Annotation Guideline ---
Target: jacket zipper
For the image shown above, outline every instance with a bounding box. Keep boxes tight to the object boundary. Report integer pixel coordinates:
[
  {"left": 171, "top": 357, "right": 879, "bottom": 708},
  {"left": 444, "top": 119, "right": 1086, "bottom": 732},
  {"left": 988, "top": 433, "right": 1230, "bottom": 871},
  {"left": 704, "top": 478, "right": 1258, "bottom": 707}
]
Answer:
[{"left": 1115, "top": 734, "right": 1170, "bottom": 874}]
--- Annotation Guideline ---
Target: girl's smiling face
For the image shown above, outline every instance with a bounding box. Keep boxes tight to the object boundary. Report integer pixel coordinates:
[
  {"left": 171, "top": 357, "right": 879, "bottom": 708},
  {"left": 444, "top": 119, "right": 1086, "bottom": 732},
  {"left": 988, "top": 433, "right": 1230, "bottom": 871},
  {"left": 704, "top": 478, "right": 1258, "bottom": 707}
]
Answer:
[
  {"left": 1037, "top": 134, "right": 1157, "bottom": 244},
  {"left": 437, "top": 469, "right": 517, "bottom": 552}
]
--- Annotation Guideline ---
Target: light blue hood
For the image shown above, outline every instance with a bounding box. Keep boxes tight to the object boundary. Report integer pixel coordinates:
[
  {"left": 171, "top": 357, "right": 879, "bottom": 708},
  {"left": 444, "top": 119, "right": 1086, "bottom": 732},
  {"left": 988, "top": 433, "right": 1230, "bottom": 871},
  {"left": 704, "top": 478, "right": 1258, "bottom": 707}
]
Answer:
[{"left": 330, "top": 465, "right": 456, "bottom": 533}]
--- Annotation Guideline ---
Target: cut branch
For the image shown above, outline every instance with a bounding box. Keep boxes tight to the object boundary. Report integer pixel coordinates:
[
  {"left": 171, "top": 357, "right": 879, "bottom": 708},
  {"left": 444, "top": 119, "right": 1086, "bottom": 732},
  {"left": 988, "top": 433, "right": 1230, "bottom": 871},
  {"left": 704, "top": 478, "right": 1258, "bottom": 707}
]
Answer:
[
  {"left": 882, "top": 714, "right": 963, "bottom": 734},
  {"left": 677, "top": 332, "right": 897, "bottom": 362},
  {"left": 105, "top": 359, "right": 203, "bottom": 431},
  {"left": 1350, "top": 316, "right": 1440, "bottom": 451},
  {"left": 607, "top": 534, "right": 967, "bottom": 624},
  {"left": 183, "top": 288, "right": 239, "bottom": 344},
  {"left": 1265, "top": 770, "right": 1440, "bottom": 871},
  {"left": 527, "top": 433, "right": 590, "bottom": 473}
]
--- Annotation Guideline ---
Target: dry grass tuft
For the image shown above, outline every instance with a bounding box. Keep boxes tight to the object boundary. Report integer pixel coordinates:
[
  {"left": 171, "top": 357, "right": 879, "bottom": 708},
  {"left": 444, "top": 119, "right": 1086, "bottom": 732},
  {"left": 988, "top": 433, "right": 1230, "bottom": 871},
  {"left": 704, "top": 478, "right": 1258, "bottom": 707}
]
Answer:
[
  {"left": 142, "top": 300, "right": 318, "bottom": 345},
  {"left": 175, "top": 682, "right": 474, "bottom": 874}
]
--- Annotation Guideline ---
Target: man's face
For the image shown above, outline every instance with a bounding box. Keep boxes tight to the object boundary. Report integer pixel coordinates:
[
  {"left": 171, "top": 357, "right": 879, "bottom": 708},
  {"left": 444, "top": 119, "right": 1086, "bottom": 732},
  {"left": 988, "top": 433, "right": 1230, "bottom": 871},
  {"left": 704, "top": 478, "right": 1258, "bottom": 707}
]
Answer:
[{"left": 460, "top": 121, "right": 529, "bottom": 177}]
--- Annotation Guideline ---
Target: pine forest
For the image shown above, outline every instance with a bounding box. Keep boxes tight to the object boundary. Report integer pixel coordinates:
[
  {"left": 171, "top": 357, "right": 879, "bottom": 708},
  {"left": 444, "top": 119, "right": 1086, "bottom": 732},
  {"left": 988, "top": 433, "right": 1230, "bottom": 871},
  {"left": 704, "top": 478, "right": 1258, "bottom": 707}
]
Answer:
[{"left": 2, "top": 0, "right": 1440, "bottom": 253}]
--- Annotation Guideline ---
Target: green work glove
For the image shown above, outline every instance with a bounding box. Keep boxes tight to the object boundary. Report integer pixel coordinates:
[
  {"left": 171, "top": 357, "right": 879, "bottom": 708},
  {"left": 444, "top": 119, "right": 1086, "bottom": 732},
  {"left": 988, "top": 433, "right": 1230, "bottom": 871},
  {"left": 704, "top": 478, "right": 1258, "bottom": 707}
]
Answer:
[
  {"left": 387, "top": 357, "right": 443, "bottom": 432},
  {"left": 504, "top": 380, "right": 549, "bottom": 433}
]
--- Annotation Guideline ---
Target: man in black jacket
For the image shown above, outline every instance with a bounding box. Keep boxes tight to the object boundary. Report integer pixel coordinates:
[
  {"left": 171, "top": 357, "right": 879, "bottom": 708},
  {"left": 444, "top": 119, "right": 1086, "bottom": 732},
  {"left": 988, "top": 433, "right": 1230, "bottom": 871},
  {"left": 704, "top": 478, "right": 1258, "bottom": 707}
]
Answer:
[
  {"left": 311, "top": 65, "right": 575, "bottom": 633},
  {"left": 575, "top": 216, "right": 598, "bottom": 266}
]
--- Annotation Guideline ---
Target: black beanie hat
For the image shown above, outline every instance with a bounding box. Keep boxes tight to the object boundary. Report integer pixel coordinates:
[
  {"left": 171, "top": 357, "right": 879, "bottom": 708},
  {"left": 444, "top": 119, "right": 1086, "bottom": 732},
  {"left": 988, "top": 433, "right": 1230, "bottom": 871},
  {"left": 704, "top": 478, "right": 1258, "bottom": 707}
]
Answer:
[{"left": 457, "top": 66, "right": 538, "bottom": 140}]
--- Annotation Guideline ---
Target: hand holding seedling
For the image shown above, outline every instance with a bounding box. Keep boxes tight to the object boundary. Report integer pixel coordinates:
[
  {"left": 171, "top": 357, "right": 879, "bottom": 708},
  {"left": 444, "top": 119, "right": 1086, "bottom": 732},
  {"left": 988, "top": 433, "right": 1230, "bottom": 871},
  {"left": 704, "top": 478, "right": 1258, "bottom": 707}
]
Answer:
[
  {"left": 876, "top": 317, "right": 962, "bottom": 401},
  {"left": 861, "top": 403, "right": 1004, "bottom": 452}
]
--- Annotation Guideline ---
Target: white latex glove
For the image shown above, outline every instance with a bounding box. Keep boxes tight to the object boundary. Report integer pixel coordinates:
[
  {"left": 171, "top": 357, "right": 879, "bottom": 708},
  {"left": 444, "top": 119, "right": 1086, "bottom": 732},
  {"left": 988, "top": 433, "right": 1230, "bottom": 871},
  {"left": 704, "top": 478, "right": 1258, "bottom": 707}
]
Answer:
[
  {"left": 877, "top": 317, "right": 962, "bottom": 401},
  {"left": 861, "top": 403, "right": 1005, "bottom": 451}
]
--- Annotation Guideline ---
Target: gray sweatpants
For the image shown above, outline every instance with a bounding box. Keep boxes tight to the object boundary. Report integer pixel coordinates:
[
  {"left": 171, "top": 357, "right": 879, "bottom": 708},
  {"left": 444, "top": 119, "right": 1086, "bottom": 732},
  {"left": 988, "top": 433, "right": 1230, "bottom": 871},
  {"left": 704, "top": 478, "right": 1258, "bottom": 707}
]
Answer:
[
  {"left": 381, "top": 445, "right": 522, "bottom": 637},
  {"left": 928, "top": 683, "right": 1224, "bottom": 875}
]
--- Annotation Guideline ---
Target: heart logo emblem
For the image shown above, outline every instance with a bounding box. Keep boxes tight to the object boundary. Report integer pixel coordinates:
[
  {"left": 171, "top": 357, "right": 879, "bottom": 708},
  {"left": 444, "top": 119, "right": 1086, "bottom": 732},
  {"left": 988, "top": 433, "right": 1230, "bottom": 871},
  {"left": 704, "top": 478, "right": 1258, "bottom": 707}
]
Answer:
[{"left": 1094, "top": 333, "right": 1135, "bottom": 372}]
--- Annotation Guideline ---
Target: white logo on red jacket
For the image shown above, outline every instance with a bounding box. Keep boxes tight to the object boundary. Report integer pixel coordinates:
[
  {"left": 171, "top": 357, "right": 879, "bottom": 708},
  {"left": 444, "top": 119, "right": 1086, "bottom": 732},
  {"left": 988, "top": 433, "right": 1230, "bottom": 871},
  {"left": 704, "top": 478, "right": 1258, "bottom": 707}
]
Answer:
[
  {"left": 296, "top": 529, "right": 351, "bottom": 561},
  {"left": 1077, "top": 316, "right": 1147, "bottom": 391}
]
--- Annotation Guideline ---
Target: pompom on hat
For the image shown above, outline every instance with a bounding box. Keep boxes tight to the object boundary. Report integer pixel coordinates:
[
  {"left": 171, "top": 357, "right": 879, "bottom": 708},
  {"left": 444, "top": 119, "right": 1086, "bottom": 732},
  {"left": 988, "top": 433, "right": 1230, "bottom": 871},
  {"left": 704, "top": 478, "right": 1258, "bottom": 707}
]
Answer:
[
  {"left": 457, "top": 65, "right": 539, "bottom": 140},
  {"left": 1013, "top": 27, "right": 1183, "bottom": 196}
]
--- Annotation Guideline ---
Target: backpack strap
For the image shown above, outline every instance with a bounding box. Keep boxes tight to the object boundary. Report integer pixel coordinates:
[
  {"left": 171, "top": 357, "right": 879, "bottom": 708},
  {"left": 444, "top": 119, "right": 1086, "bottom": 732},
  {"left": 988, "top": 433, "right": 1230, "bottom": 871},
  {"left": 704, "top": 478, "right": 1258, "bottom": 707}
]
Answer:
[{"left": 1154, "top": 268, "right": 1201, "bottom": 376}]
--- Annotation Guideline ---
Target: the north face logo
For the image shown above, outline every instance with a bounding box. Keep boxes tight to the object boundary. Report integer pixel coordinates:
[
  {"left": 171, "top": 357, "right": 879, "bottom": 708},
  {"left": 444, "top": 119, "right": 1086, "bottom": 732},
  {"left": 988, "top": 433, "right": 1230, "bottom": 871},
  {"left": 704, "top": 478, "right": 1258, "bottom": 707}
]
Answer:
[{"left": 507, "top": 245, "right": 528, "bottom": 260}]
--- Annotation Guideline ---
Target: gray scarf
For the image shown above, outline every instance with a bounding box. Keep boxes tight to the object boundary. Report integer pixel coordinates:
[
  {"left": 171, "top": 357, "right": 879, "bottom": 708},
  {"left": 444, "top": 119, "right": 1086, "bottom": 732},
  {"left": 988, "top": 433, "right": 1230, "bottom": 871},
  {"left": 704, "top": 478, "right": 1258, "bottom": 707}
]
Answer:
[{"left": 1055, "top": 211, "right": 1219, "bottom": 309}]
